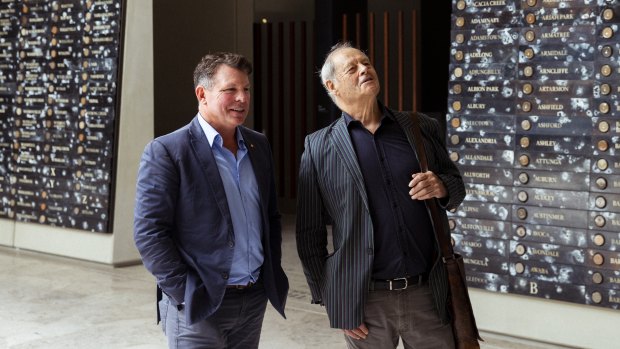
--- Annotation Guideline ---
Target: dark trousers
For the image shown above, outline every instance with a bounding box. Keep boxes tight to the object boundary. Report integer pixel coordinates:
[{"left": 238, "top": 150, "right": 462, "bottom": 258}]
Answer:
[
  {"left": 344, "top": 283, "right": 454, "bottom": 349},
  {"left": 159, "top": 282, "right": 268, "bottom": 349}
]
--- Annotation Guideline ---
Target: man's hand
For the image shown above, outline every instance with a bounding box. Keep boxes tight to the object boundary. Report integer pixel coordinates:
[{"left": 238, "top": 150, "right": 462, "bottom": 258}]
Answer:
[
  {"left": 408, "top": 171, "right": 447, "bottom": 200},
  {"left": 343, "top": 323, "right": 369, "bottom": 340}
]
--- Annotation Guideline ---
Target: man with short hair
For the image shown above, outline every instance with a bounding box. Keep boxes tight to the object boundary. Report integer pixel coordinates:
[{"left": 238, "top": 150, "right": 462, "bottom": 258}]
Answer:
[
  {"left": 134, "top": 52, "right": 288, "bottom": 349},
  {"left": 296, "top": 42, "right": 464, "bottom": 349}
]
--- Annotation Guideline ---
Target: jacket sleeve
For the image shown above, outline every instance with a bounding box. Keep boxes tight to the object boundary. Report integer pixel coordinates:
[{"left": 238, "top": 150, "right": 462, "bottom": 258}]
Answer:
[
  {"left": 420, "top": 114, "right": 465, "bottom": 211},
  {"left": 296, "top": 135, "right": 329, "bottom": 304},
  {"left": 133, "top": 140, "right": 188, "bottom": 304}
]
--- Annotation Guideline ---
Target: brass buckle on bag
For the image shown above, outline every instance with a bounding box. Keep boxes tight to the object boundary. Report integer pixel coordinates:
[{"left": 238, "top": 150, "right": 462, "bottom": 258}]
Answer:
[{"left": 389, "top": 277, "right": 408, "bottom": 290}]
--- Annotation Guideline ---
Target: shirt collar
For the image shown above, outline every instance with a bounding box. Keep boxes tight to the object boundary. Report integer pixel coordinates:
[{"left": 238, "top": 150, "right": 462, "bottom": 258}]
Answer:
[
  {"left": 342, "top": 100, "right": 393, "bottom": 128},
  {"left": 197, "top": 113, "right": 246, "bottom": 150}
]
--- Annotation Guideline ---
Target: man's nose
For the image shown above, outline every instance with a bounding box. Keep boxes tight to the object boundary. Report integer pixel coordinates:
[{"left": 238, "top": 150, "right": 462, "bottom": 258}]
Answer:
[{"left": 236, "top": 91, "right": 249, "bottom": 102}]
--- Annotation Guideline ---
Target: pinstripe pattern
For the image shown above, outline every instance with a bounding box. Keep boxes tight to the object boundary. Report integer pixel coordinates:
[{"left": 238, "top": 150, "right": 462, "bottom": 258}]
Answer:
[{"left": 296, "top": 108, "right": 465, "bottom": 329}]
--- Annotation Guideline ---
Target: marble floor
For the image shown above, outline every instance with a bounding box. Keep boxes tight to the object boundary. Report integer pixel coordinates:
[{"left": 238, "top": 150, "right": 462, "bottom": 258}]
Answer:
[{"left": 0, "top": 215, "right": 576, "bottom": 349}]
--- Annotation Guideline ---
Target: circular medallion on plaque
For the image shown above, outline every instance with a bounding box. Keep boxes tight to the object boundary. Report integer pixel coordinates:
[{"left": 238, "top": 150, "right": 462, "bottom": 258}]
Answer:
[
  {"left": 524, "top": 48, "right": 535, "bottom": 59},
  {"left": 450, "top": 152, "right": 459, "bottom": 162},
  {"left": 601, "top": 64, "right": 612, "bottom": 77},
  {"left": 452, "top": 101, "right": 462, "bottom": 111},
  {"left": 516, "top": 207, "right": 528, "bottom": 220},
  {"left": 449, "top": 219, "right": 456, "bottom": 230},
  {"left": 456, "top": 0, "right": 466, "bottom": 10},
  {"left": 595, "top": 177, "right": 608, "bottom": 190},
  {"left": 593, "top": 233, "right": 606, "bottom": 246},
  {"left": 598, "top": 120, "right": 610, "bottom": 133},
  {"left": 592, "top": 292, "right": 603, "bottom": 304},
  {"left": 517, "top": 191, "right": 529, "bottom": 203},
  {"left": 599, "top": 102, "right": 610, "bottom": 114},
  {"left": 521, "top": 120, "right": 532, "bottom": 131},
  {"left": 600, "top": 83, "right": 611, "bottom": 95},
  {"left": 592, "top": 272, "right": 604, "bottom": 284},
  {"left": 516, "top": 226, "right": 527, "bottom": 238},
  {"left": 594, "top": 215, "right": 606, "bottom": 228},
  {"left": 597, "top": 159, "right": 609, "bottom": 171},
  {"left": 521, "top": 101, "right": 532, "bottom": 112},
  {"left": 525, "top": 30, "right": 536, "bottom": 42},
  {"left": 595, "top": 196, "right": 608, "bottom": 209},
  {"left": 455, "top": 34, "right": 464, "bottom": 44},
  {"left": 454, "top": 50, "right": 464, "bottom": 61},
  {"left": 515, "top": 262, "right": 525, "bottom": 274},
  {"left": 603, "top": 8, "right": 614, "bottom": 21},
  {"left": 456, "top": 17, "right": 465, "bottom": 27},
  {"left": 522, "top": 83, "right": 533, "bottom": 94},
  {"left": 451, "top": 118, "right": 461, "bottom": 128},
  {"left": 597, "top": 140, "right": 609, "bottom": 152},
  {"left": 526, "top": 0, "right": 537, "bottom": 6},
  {"left": 450, "top": 135, "right": 460, "bottom": 145},
  {"left": 601, "top": 45, "right": 613, "bottom": 58},
  {"left": 518, "top": 155, "right": 530, "bottom": 167},
  {"left": 525, "top": 13, "right": 536, "bottom": 24},
  {"left": 518, "top": 172, "right": 530, "bottom": 184},
  {"left": 593, "top": 253, "right": 605, "bottom": 265},
  {"left": 454, "top": 67, "right": 463, "bottom": 78},
  {"left": 602, "top": 27, "right": 614, "bottom": 39},
  {"left": 515, "top": 244, "right": 526, "bottom": 255},
  {"left": 523, "top": 66, "right": 534, "bottom": 77},
  {"left": 520, "top": 137, "right": 530, "bottom": 149}
]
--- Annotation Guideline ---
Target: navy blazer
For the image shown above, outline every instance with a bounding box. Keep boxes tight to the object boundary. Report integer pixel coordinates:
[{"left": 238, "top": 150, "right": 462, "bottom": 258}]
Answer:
[
  {"left": 134, "top": 116, "right": 288, "bottom": 325},
  {"left": 296, "top": 109, "right": 465, "bottom": 329}
]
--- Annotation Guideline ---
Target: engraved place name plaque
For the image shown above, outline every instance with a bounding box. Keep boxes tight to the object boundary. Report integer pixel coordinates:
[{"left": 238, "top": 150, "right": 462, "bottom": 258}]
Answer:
[
  {"left": 0, "top": 0, "right": 125, "bottom": 233},
  {"left": 449, "top": 0, "right": 620, "bottom": 310}
]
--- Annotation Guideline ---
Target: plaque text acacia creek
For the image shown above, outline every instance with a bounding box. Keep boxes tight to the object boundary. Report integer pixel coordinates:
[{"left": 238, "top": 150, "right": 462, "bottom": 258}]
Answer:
[
  {"left": 0, "top": 0, "right": 124, "bottom": 233},
  {"left": 448, "top": 0, "right": 620, "bottom": 310}
]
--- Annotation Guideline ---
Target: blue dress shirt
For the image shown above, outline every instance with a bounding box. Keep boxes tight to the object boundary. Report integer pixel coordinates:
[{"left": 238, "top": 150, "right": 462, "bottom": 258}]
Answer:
[{"left": 198, "top": 114, "right": 263, "bottom": 285}]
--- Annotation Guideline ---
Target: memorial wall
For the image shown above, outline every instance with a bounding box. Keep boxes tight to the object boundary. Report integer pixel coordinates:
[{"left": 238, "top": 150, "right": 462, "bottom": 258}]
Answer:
[
  {"left": 448, "top": 0, "right": 620, "bottom": 310},
  {"left": 0, "top": 0, "right": 123, "bottom": 233}
]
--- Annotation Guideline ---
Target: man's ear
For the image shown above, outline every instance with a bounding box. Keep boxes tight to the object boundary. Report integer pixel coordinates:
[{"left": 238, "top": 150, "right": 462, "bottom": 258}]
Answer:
[
  {"left": 195, "top": 85, "right": 207, "bottom": 104},
  {"left": 325, "top": 80, "right": 336, "bottom": 95}
]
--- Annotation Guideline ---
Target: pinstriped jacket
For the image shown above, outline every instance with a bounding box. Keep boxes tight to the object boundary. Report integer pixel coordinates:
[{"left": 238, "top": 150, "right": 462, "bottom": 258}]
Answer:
[{"left": 296, "top": 108, "right": 465, "bottom": 330}]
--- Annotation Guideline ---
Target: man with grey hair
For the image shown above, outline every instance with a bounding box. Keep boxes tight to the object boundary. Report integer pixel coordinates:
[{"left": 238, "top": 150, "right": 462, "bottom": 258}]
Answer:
[
  {"left": 134, "top": 52, "right": 288, "bottom": 348},
  {"left": 296, "top": 42, "right": 464, "bottom": 348}
]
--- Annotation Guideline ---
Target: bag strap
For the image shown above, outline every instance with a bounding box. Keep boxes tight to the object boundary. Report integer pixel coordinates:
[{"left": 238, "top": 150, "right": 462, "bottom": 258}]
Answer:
[{"left": 409, "top": 112, "right": 455, "bottom": 260}]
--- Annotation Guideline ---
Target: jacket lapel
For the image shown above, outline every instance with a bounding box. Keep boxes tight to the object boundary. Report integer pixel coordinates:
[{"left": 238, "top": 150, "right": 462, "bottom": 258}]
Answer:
[
  {"left": 330, "top": 116, "right": 370, "bottom": 212},
  {"left": 188, "top": 116, "right": 233, "bottom": 226}
]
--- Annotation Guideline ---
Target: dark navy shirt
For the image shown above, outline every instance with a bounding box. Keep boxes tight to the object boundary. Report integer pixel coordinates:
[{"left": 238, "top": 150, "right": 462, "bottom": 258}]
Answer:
[{"left": 344, "top": 107, "right": 435, "bottom": 280}]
